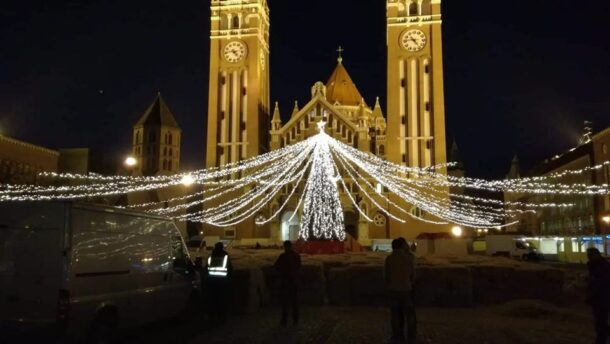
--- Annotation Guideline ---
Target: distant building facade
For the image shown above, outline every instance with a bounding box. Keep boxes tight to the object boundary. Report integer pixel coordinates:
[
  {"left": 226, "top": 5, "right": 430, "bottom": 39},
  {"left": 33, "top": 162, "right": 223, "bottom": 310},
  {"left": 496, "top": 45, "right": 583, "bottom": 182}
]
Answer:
[
  {"left": 506, "top": 128, "right": 610, "bottom": 235},
  {"left": 0, "top": 134, "right": 59, "bottom": 184}
]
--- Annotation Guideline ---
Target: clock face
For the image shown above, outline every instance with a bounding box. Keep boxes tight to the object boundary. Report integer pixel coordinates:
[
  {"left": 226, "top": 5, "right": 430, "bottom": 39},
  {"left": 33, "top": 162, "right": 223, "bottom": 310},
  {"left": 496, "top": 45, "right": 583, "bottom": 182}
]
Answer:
[
  {"left": 223, "top": 41, "right": 247, "bottom": 63},
  {"left": 400, "top": 29, "right": 427, "bottom": 52}
]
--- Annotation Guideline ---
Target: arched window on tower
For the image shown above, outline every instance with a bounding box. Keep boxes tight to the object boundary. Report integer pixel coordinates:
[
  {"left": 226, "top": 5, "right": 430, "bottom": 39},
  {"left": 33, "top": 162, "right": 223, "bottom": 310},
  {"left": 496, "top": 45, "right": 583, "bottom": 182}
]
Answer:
[
  {"left": 163, "top": 147, "right": 167, "bottom": 156},
  {"left": 169, "top": 133, "right": 173, "bottom": 145},
  {"left": 379, "top": 145, "right": 385, "bottom": 156},
  {"left": 162, "top": 160, "right": 167, "bottom": 170},
  {"left": 169, "top": 148, "right": 173, "bottom": 157},
  {"left": 409, "top": 1, "right": 419, "bottom": 16},
  {"left": 421, "top": 0, "right": 432, "bottom": 15},
  {"left": 168, "top": 160, "right": 172, "bottom": 171},
  {"left": 135, "top": 131, "right": 140, "bottom": 145},
  {"left": 232, "top": 16, "right": 240, "bottom": 29}
]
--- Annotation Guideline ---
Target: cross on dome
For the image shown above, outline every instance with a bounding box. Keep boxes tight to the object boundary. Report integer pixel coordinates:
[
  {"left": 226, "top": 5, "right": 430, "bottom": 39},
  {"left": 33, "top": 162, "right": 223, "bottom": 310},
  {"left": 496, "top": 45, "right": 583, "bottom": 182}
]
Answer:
[{"left": 336, "top": 46, "right": 344, "bottom": 64}]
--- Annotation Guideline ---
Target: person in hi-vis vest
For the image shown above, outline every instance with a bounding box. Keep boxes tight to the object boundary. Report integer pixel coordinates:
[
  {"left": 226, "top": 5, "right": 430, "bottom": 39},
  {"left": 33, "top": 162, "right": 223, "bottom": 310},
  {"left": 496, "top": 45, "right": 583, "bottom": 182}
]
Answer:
[{"left": 206, "top": 242, "right": 233, "bottom": 326}]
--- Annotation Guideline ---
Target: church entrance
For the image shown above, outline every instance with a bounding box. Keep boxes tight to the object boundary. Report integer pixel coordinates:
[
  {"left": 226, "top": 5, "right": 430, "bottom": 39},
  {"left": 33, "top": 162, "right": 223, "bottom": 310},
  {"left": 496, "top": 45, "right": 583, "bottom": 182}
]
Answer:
[
  {"left": 344, "top": 211, "right": 358, "bottom": 239},
  {"left": 281, "top": 211, "right": 300, "bottom": 241}
]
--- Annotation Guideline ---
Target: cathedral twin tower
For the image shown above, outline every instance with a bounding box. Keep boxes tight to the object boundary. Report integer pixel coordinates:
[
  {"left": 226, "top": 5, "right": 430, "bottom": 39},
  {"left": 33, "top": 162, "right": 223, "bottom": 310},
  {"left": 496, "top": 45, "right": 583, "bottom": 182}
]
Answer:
[{"left": 205, "top": 0, "right": 448, "bottom": 240}]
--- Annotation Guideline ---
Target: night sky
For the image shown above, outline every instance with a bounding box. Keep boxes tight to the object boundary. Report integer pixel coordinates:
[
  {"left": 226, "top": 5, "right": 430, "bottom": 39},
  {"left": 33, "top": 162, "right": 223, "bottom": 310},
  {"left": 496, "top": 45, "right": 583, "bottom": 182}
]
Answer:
[{"left": 1, "top": 0, "right": 609, "bottom": 178}]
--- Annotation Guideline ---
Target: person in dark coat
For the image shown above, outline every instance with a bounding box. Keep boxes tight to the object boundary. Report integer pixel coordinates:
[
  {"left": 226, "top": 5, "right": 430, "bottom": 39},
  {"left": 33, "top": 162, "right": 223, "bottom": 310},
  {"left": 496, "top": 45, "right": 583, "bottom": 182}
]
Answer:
[
  {"left": 385, "top": 237, "right": 417, "bottom": 343},
  {"left": 206, "top": 242, "right": 233, "bottom": 327},
  {"left": 274, "top": 240, "right": 301, "bottom": 327},
  {"left": 586, "top": 247, "right": 610, "bottom": 344}
]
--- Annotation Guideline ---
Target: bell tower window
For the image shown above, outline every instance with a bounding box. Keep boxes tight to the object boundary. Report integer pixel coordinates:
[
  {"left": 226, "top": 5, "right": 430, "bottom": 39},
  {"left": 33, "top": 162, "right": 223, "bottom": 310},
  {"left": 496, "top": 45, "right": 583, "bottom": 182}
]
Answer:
[{"left": 409, "top": 2, "right": 419, "bottom": 16}]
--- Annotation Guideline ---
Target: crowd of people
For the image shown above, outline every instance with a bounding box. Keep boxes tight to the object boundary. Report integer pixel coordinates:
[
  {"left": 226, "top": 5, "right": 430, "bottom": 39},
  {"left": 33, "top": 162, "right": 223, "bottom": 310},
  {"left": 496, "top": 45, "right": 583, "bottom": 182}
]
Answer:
[{"left": 197, "top": 240, "right": 610, "bottom": 344}]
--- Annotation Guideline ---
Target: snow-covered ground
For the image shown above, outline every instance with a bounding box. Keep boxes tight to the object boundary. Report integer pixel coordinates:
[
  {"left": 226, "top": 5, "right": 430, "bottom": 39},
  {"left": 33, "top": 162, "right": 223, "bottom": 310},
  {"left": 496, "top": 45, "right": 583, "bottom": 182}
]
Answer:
[{"left": 190, "top": 302, "right": 595, "bottom": 343}]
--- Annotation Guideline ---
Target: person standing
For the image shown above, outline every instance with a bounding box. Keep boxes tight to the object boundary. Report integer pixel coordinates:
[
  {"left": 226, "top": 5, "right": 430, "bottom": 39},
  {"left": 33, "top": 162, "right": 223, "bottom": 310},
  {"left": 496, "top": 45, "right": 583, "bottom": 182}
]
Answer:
[
  {"left": 385, "top": 237, "right": 417, "bottom": 343},
  {"left": 206, "top": 242, "right": 233, "bottom": 327},
  {"left": 274, "top": 240, "right": 301, "bottom": 327},
  {"left": 586, "top": 247, "right": 610, "bottom": 344}
]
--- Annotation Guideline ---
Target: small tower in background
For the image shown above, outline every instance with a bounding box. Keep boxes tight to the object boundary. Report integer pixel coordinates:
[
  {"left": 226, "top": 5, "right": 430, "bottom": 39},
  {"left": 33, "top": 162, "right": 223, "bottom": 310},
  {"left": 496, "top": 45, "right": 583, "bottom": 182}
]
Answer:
[{"left": 132, "top": 93, "right": 182, "bottom": 176}]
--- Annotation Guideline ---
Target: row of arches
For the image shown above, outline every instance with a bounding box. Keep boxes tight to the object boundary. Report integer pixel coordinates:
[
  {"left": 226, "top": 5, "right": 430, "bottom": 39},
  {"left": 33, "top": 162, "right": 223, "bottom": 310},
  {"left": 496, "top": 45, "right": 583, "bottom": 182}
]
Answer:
[{"left": 134, "top": 131, "right": 176, "bottom": 145}]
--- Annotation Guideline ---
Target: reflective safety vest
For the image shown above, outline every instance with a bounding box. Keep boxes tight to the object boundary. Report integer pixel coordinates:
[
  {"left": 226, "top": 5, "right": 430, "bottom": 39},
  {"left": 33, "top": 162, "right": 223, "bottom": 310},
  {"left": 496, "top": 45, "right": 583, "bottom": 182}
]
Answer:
[{"left": 207, "top": 255, "right": 228, "bottom": 277}]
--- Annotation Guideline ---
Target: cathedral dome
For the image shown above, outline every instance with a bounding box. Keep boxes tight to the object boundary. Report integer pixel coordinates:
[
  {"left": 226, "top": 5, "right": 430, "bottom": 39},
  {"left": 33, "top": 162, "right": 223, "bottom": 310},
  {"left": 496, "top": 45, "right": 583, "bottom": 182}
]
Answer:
[{"left": 325, "top": 59, "right": 365, "bottom": 107}]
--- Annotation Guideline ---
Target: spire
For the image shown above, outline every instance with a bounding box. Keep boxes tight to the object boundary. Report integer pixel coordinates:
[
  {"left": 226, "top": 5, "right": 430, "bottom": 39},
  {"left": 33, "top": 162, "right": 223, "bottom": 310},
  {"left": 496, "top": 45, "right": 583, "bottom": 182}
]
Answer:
[
  {"left": 506, "top": 155, "right": 520, "bottom": 179},
  {"left": 291, "top": 100, "right": 299, "bottom": 119},
  {"left": 373, "top": 97, "right": 384, "bottom": 118},
  {"left": 135, "top": 93, "right": 180, "bottom": 128},
  {"left": 358, "top": 98, "right": 368, "bottom": 120},
  {"left": 449, "top": 139, "right": 464, "bottom": 170},
  {"left": 271, "top": 101, "right": 282, "bottom": 123}
]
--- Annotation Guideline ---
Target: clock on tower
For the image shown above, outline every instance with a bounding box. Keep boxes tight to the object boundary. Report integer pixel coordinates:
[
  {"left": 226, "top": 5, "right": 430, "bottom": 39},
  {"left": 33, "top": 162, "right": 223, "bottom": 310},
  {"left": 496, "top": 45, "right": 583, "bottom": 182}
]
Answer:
[
  {"left": 206, "top": 0, "right": 271, "bottom": 169},
  {"left": 386, "top": 0, "right": 447, "bottom": 171}
]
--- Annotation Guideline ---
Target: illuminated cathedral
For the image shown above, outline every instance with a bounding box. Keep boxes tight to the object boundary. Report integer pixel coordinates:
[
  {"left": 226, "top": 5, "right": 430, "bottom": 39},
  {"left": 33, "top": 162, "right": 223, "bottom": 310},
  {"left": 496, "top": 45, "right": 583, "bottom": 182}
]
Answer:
[{"left": 204, "top": 0, "right": 451, "bottom": 243}]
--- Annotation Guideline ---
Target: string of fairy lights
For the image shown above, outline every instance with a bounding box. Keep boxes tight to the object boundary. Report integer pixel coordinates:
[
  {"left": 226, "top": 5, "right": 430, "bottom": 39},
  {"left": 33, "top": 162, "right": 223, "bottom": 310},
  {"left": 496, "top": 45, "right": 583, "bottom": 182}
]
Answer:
[{"left": 0, "top": 121, "right": 608, "bottom": 240}]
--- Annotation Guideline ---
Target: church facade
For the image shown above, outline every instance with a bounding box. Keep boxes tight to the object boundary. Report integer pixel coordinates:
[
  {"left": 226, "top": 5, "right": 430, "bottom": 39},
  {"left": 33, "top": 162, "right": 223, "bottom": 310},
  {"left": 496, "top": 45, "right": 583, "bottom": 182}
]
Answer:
[{"left": 205, "top": 0, "right": 451, "bottom": 243}]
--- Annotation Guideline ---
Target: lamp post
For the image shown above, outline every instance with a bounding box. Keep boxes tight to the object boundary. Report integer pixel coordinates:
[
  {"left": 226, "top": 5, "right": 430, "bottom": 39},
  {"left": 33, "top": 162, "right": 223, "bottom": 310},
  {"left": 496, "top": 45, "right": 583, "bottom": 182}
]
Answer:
[
  {"left": 124, "top": 156, "right": 137, "bottom": 176},
  {"left": 180, "top": 174, "right": 195, "bottom": 186}
]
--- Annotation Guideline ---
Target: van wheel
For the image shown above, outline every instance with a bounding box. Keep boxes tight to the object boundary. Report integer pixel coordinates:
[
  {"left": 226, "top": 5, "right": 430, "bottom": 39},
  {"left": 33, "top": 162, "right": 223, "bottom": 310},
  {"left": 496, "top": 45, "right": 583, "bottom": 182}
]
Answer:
[{"left": 89, "top": 308, "right": 119, "bottom": 344}]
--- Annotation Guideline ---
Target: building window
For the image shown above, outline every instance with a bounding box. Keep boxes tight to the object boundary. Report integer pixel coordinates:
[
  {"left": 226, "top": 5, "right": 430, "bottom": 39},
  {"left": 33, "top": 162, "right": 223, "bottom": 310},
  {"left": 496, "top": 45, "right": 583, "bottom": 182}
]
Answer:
[
  {"left": 135, "top": 131, "right": 140, "bottom": 144},
  {"left": 401, "top": 116, "right": 406, "bottom": 125},
  {"left": 425, "top": 102, "right": 431, "bottom": 112},
  {"left": 163, "top": 147, "right": 167, "bottom": 156},
  {"left": 168, "top": 133, "right": 173, "bottom": 145},
  {"left": 409, "top": 2, "right": 418, "bottom": 16},
  {"left": 424, "top": 65, "right": 430, "bottom": 74},
  {"left": 603, "top": 143, "right": 608, "bottom": 155},
  {"left": 401, "top": 78, "right": 406, "bottom": 88},
  {"left": 402, "top": 154, "right": 407, "bottom": 163},
  {"left": 169, "top": 148, "right": 173, "bottom": 157},
  {"left": 168, "top": 160, "right": 172, "bottom": 170},
  {"left": 410, "top": 206, "right": 424, "bottom": 218},
  {"left": 421, "top": 0, "right": 432, "bottom": 15},
  {"left": 162, "top": 160, "right": 167, "bottom": 170},
  {"left": 232, "top": 16, "right": 240, "bottom": 29},
  {"left": 379, "top": 145, "right": 385, "bottom": 156}
]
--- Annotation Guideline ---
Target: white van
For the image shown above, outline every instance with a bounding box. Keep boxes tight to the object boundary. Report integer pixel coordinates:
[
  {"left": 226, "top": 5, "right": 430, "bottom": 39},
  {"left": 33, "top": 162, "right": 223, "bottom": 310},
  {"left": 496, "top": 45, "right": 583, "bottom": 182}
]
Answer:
[
  {"left": 0, "top": 201, "right": 198, "bottom": 340},
  {"left": 485, "top": 234, "right": 541, "bottom": 261}
]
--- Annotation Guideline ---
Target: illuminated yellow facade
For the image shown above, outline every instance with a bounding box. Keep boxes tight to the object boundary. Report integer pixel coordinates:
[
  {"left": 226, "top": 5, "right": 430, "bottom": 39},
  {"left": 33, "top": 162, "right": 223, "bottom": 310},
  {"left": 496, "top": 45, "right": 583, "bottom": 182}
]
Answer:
[
  {"left": 205, "top": 0, "right": 450, "bottom": 242},
  {"left": 205, "top": 0, "right": 270, "bottom": 169}
]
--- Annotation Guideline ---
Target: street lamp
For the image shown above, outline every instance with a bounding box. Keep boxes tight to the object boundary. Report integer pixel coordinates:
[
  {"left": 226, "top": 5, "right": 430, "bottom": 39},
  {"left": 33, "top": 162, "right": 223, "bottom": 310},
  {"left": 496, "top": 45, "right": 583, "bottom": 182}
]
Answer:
[
  {"left": 603, "top": 216, "right": 610, "bottom": 225},
  {"left": 451, "top": 226, "right": 463, "bottom": 238},
  {"left": 124, "top": 156, "right": 137, "bottom": 167},
  {"left": 181, "top": 174, "right": 195, "bottom": 186}
]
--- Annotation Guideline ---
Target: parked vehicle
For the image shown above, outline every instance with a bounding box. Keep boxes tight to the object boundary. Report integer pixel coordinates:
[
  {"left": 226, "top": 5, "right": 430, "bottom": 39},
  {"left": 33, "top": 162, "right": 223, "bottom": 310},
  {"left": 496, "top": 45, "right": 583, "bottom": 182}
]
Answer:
[
  {"left": 0, "top": 201, "right": 198, "bottom": 341},
  {"left": 485, "top": 234, "right": 541, "bottom": 261}
]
